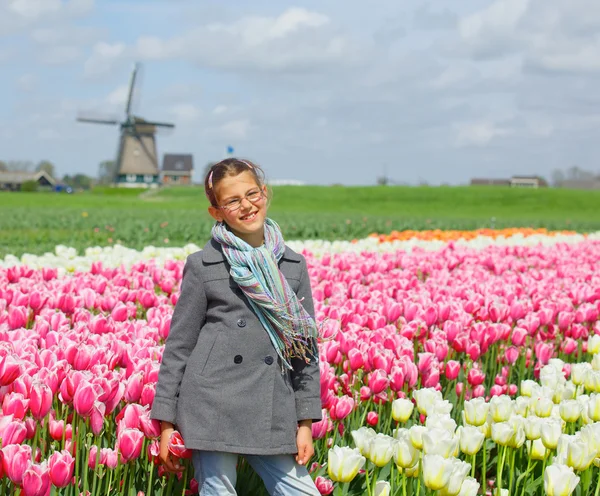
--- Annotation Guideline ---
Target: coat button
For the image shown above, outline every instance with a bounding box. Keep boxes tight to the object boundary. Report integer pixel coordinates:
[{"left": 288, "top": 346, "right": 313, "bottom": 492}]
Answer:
[
  {"left": 264, "top": 356, "right": 274, "bottom": 365},
  {"left": 237, "top": 319, "right": 246, "bottom": 328},
  {"left": 234, "top": 355, "right": 243, "bottom": 364}
]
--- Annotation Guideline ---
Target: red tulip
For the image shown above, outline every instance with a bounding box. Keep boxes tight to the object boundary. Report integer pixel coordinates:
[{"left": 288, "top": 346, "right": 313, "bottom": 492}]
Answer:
[
  {"left": 48, "top": 450, "right": 74, "bottom": 488},
  {"left": 368, "top": 369, "right": 388, "bottom": 395},
  {"left": 168, "top": 430, "right": 192, "bottom": 459},
  {"left": 315, "top": 475, "right": 334, "bottom": 495},
  {"left": 2, "top": 392, "right": 29, "bottom": 420},
  {"left": 22, "top": 462, "right": 50, "bottom": 496},
  {"left": 467, "top": 368, "right": 485, "bottom": 387},
  {"left": 366, "top": 411, "right": 379, "bottom": 426}
]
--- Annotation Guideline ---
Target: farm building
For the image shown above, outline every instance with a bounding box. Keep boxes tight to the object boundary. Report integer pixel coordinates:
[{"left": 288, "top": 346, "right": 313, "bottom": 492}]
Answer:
[
  {"left": 0, "top": 170, "right": 56, "bottom": 191},
  {"left": 161, "top": 154, "right": 194, "bottom": 185},
  {"left": 470, "top": 175, "right": 548, "bottom": 188}
]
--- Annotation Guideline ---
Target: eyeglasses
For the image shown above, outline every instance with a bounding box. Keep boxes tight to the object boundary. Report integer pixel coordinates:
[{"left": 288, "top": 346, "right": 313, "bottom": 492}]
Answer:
[{"left": 218, "top": 188, "right": 264, "bottom": 212}]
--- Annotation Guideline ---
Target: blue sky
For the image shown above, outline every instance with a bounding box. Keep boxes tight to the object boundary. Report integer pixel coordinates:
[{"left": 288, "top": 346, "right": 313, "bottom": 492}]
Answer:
[{"left": 1, "top": 0, "right": 599, "bottom": 185}]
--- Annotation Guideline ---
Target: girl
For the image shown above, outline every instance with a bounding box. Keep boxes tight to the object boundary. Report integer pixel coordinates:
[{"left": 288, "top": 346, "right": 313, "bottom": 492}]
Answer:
[{"left": 150, "top": 158, "right": 322, "bottom": 496}]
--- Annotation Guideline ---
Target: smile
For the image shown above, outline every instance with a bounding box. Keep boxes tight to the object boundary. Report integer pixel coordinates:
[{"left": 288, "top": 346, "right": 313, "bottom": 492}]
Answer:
[{"left": 240, "top": 211, "right": 258, "bottom": 221}]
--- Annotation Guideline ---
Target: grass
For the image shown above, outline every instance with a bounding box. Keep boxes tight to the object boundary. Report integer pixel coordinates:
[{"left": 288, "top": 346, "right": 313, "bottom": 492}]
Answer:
[{"left": 1, "top": 185, "right": 599, "bottom": 258}]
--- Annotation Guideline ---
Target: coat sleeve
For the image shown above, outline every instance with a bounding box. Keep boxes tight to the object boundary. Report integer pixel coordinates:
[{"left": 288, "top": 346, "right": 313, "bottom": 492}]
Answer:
[
  {"left": 150, "top": 255, "right": 207, "bottom": 424},
  {"left": 290, "top": 256, "right": 322, "bottom": 423}
]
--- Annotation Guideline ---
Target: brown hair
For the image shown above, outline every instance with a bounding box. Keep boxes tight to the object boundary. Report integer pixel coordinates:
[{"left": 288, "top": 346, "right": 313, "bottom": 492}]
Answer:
[{"left": 204, "top": 158, "right": 270, "bottom": 207}]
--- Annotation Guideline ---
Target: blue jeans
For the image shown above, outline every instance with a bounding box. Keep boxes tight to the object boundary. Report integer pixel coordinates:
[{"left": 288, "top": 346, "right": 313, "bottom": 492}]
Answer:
[{"left": 192, "top": 450, "right": 321, "bottom": 496}]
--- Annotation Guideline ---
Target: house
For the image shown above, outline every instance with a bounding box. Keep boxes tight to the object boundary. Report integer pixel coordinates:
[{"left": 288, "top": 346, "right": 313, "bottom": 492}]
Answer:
[
  {"left": 470, "top": 178, "right": 511, "bottom": 186},
  {"left": 510, "top": 176, "right": 548, "bottom": 188},
  {"left": 0, "top": 170, "right": 56, "bottom": 191},
  {"left": 161, "top": 154, "right": 193, "bottom": 185}
]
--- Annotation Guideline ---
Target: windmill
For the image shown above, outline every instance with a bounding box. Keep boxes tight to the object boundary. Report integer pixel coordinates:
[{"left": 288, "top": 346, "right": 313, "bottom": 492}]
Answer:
[{"left": 77, "top": 63, "right": 175, "bottom": 188}]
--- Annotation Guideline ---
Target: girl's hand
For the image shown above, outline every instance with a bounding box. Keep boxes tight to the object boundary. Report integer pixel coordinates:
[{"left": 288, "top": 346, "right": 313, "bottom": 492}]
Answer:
[
  {"left": 295, "top": 420, "right": 314, "bottom": 466},
  {"left": 159, "top": 421, "right": 185, "bottom": 473}
]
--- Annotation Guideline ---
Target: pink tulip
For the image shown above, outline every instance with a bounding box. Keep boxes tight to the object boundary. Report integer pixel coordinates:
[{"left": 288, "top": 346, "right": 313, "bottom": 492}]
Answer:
[
  {"left": 8, "top": 306, "right": 28, "bottom": 329},
  {"left": 424, "top": 306, "right": 438, "bottom": 327},
  {"left": 467, "top": 368, "right": 485, "bottom": 387},
  {"left": 1, "top": 420, "right": 27, "bottom": 447},
  {"left": 111, "top": 302, "right": 129, "bottom": 322},
  {"left": 101, "top": 448, "right": 119, "bottom": 469},
  {"left": 29, "top": 383, "right": 52, "bottom": 420},
  {"left": 73, "top": 345, "right": 93, "bottom": 371},
  {"left": 90, "top": 402, "right": 106, "bottom": 436},
  {"left": 2, "top": 443, "right": 32, "bottom": 484},
  {"left": 472, "top": 385, "right": 485, "bottom": 398},
  {"left": 347, "top": 349, "right": 364, "bottom": 371},
  {"left": 445, "top": 360, "right": 460, "bottom": 381},
  {"left": 48, "top": 449, "right": 75, "bottom": 488},
  {"left": 73, "top": 381, "right": 97, "bottom": 418},
  {"left": 368, "top": 369, "right": 389, "bottom": 395},
  {"left": 0, "top": 353, "right": 22, "bottom": 386},
  {"left": 315, "top": 476, "right": 334, "bottom": 495},
  {"left": 504, "top": 347, "right": 520, "bottom": 365},
  {"left": 2, "top": 392, "right": 30, "bottom": 420},
  {"left": 118, "top": 428, "right": 145, "bottom": 461},
  {"left": 330, "top": 396, "right": 354, "bottom": 421},
  {"left": 124, "top": 371, "right": 144, "bottom": 403},
  {"left": 22, "top": 461, "right": 50, "bottom": 496},
  {"left": 140, "top": 383, "right": 156, "bottom": 406},
  {"left": 311, "top": 411, "right": 329, "bottom": 439}
]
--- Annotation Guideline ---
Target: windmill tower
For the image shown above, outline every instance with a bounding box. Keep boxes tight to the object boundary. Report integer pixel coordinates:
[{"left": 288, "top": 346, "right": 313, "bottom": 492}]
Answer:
[{"left": 77, "top": 63, "right": 175, "bottom": 188}]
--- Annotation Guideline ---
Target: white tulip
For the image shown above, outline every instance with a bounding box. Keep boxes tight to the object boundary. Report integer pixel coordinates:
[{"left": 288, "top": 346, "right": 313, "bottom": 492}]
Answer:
[
  {"left": 374, "top": 480, "right": 391, "bottom": 496},
  {"left": 533, "top": 395, "right": 554, "bottom": 417},
  {"left": 541, "top": 418, "right": 563, "bottom": 450},
  {"left": 457, "top": 426, "right": 484, "bottom": 456},
  {"left": 409, "top": 425, "right": 427, "bottom": 450},
  {"left": 571, "top": 363, "right": 591, "bottom": 386},
  {"left": 426, "top": 413, "right": 457, "bottom": 433},
  {"left": 544, "top": 464, "right": 580, "bottom": 496},
  {"left": 457, "top": 477, "right": 480, "bottom": 496},
  {"left": 393, "top": 431, "right": 419, "bottom": 469},
  {"left": 491, "top": 422, "right": 514, "bottom": 447},
  {"left": 520, "top": 379, "right": 537, "bottom": 397},
  {"left": 463, "top": 398, "right": 489, "bottom": 427},
  {"left": 365, "top": 433, "right": 395, "bottom": 467},
  {"left": 350, "top": 426, "right": 377, "bottom": 456},
  {"left": 588, "top": 335, "right": 600, "bottom": 355},
  {"left": 559, "top": 400, "right": 581, "bottom": 423},
  {"left": 422, "top": 428, "right": 458, "bottom": 459},
  {"left": 441, "top": 458, "right": 471, "bottom": 496},
  {"left": 588, "top": 393, "right": 600, "bottom": 421},
  {"left": 327, "top": 445, "right": 366, "bottom": 483},
  {"left": 422, "top": 454, "right": 454, "bottom": 491},
  {"left": 391, "top": 398, "right": 414, "bottom": 422},
  {"left": 527, "top": 438, "right": 548, "bottom": 460},
  {"left": 523, "top": 415, "right": 542, "bottom": 440},
  {"left": 566, "top": 438, "right": 596, "bottom": 471},
  {"left": 413, "top": 388, "right": 443, "bottom": 416},
  {"left": 514, "top": 396, "right": 531, "bottom": 416},
  {"left": 489, "top": 395, "right": 513, "bottom": 423},
  {"left": 584, "top": 369, "right": 600, "bottom": 392}
]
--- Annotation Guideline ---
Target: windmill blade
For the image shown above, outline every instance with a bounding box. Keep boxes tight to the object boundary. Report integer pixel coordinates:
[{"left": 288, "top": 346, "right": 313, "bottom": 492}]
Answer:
[
  {"left": 139, "top": 120, "right": 175, "bottom": 128},
  {"left": 125, "top": 63, "right": 139, "bottom": 117},
  {"left": 77, "top": 117, "right": 120, "bottom": 125}
]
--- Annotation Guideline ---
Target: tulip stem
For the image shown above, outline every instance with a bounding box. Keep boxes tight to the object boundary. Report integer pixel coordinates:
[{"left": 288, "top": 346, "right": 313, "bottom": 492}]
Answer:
[
  {"left": 146, "top": 461, "right": 155, "bottom": 496},
  {"left": 364, "top": 462, "right": 372, "bottom": 496},
  {"left": 481, "top": 439, "right": 487, "bottom": 495},
  {"left": 120, "top": 462, "right": 129, "bottom": 496},
  {"left": 497, "top": 445, "right": 507, "bottom": 492},
  {"left": 594, "top": 471, "right": 600, "bottom": 496},
  {"left": 471, "top": 453, "right": 476, "bottom": 478}
]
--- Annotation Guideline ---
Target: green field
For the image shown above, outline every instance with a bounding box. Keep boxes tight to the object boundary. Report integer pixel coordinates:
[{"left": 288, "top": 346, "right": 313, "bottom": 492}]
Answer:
[{"left": 1, "top": 185, "right": 599, "bottom": 258}]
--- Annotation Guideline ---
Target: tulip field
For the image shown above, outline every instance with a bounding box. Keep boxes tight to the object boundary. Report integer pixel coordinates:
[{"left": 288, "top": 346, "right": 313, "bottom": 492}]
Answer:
[{"left": 1, "top": 228, "right": 600, "bottom": 496}]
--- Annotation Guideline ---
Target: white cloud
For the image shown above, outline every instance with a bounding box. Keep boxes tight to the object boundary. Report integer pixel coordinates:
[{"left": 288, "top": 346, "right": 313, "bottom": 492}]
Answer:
[
  {"left": 131, "top": 7, "right": 355, "bottom": 72},
  {"left": 220, "top": 119, "right": 250, "bottom": 140},
  {"left": 105, "top": 85, "right": 129, "bottom": 107},
  {"left": 169, "top": 103, "right": 201, "bottom": 123},
  {"left": 454, "top": 120, "right": 512, "bottom": 147},
  {"left": 83, "top": 41, "right": 127, "bottom": 78},
  {"left": 212, "top": 105, "right": 228, "bottom": 115},
  {"left": 9, "top": 0, "right": 62, "bottom": 19},
  {"left": 16, "top": 73, "right": 37, "bottom": 92}
]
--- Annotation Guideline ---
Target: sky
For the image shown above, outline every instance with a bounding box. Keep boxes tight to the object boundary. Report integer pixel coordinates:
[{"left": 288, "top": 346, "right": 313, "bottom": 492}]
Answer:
[{"left": 1, "top": 0, "right": 599, "bottom": 186}]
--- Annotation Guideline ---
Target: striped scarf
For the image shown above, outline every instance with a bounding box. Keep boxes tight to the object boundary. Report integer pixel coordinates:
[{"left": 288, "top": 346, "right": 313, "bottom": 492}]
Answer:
[{"left": 211, "top": 218, "right": 318, "bottom": 371}]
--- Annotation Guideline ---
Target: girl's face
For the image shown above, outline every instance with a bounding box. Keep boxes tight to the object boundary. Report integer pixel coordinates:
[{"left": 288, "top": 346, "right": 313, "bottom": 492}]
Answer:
[{"left": 208, "top": 171, "right": 268, "bottom": 245}]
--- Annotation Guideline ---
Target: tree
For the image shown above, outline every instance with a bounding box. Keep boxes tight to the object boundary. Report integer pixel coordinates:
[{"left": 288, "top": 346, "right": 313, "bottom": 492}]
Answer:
[
  {"left": 6, "top": 160, "right": 35, "bottom": 172},
  {"left": 98, "top": 160, "right": 116, "bottom": 184},
  {"left": 0, "top": 160, "right": 7, "bottom": 172},
  {"left": 36, "top": 160, "right": 56, "bottom": 179}
]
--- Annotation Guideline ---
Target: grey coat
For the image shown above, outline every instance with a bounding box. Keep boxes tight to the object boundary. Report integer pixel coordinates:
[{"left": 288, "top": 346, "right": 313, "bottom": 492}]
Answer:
[{"left": 150, "top": 238, "right": 322, "bottom": 455}]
